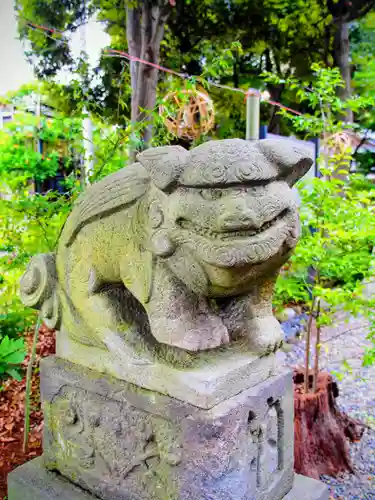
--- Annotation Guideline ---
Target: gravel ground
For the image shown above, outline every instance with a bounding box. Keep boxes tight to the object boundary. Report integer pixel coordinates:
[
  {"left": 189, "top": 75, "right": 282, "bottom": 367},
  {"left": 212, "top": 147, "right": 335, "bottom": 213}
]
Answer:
[{"left": 280, "top": 313, "right": 375, "bottom": 499}]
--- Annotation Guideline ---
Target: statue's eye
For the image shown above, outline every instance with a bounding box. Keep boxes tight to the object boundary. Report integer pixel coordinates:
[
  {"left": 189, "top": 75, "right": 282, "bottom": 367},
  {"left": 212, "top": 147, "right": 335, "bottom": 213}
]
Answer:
[{"left": 200, "top": 189, "right": 225, "bottom": 201}]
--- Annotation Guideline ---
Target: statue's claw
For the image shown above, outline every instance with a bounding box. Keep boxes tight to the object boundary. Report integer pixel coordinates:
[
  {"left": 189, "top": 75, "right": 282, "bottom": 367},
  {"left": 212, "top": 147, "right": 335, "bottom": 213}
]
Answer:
[
  {"left": 182, "top": 319, "right": 230, "bottom": 352},
  {"left": 245, "top": 317, "right": 284, "bottom": 355},
  {"left": 149, "top": 313, "right": 229, "bottom": 352}
]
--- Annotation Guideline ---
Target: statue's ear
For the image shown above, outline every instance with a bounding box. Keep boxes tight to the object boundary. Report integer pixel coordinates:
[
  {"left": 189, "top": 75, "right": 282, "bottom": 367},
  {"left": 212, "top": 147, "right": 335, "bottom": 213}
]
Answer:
[
  {"left": 137, "top": 146, "right": 189, "bottom": 190},
  {"left": 120, "top": 240, "right": 154, "bottom": 305},
  {"left": 258, "top": 139, "right": 314, "bottom": 186}
]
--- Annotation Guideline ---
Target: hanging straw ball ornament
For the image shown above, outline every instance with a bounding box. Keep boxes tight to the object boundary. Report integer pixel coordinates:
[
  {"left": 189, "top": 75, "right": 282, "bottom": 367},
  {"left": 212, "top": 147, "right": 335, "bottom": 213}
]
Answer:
[
  {"left": 159, "top": 89, "right": 215, "bottom": 140},
  {"left": 324, "top": 131, "right": 356, "bottom": 154}
]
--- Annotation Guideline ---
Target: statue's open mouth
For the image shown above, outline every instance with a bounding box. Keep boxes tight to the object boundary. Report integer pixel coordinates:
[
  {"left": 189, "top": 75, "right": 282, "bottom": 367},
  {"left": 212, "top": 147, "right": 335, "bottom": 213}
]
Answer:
[{"left": 177, "top": 208, "right": 290, "bottom": 240}]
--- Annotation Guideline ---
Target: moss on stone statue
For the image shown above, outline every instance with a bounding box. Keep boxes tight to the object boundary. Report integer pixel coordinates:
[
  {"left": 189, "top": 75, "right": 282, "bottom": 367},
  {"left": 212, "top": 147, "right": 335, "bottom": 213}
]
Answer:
[
  {"left": 43, "top": 399, "right": 84, "bottom": 482},
  {"left": 21, "top": 139, "right": 313, "bottom": 373}
]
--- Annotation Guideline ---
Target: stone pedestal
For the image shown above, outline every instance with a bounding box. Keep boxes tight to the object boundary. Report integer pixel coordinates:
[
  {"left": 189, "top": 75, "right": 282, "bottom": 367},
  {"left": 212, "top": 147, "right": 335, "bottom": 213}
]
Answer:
[
  {"left": 57, "top": 330, "right": 278, "bottom": 408},
  {"left": 9, "top": 356, "right": 329, "bottom": 500}
]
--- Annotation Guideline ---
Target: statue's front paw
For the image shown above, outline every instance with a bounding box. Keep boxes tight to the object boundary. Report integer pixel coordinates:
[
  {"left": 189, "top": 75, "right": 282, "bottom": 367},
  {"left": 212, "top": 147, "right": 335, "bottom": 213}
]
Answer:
[
  {"left": 102, "top": 328, "right": 152, "bottom": 365},
  {"left": 183, "top": 316, "right": 230, "bottom": 352},
  {"left": 245, "top": 317, "right": 283, "bottom": 355},
  {"left": 149, "top": 314, "right": 229, "bottom": 352}
]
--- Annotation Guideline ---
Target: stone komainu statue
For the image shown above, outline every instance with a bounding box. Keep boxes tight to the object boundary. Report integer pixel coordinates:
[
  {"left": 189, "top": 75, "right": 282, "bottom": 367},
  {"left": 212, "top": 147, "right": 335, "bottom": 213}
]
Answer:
[{"left": 20, "top": 139, "right": 312, "bottom": 357}]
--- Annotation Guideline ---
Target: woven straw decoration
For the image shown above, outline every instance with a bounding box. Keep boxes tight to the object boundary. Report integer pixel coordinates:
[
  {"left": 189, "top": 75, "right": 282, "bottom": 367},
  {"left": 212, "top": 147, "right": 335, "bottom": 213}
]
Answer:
[
  {"left": 159, "top": 89, "right": 215, "bottom": 140},
  {"left": 323, "top": 131, "right": 356, "bottom": 154}
]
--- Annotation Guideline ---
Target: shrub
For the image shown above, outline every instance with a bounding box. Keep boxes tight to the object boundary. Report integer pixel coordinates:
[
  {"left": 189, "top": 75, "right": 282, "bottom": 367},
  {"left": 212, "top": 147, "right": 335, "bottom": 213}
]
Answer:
[
  {"left": 0, "top": 87, "right": 130, "bottom": 346},
  {"left": 0, "top": 335, "right": 26, "bottom": 383},
  {"left": 264, "top": 64, "right": 375, "bottom": 367}
]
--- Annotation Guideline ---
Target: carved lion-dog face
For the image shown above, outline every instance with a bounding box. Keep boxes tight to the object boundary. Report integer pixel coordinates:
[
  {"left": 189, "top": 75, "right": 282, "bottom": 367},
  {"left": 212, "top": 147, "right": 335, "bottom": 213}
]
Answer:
[{"left": 139, "top": 139, "right": 313, "bottom": 297}]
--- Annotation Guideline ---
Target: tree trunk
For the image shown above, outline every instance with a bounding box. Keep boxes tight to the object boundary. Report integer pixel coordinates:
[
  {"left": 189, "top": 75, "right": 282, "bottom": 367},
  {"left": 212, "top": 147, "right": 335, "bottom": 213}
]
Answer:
[
  {"left": 334, "top": 20, "right": 353, "bottom": 123},
  {"left": 264, "top": 49, "right": 285, "bottom": 134},
  {"left": 126, "top": 1, "right": 171, "bottom": 157},
  {"left": 323, "top": 25, "right": 332, "bottom": 67},
  {"left": 294, "top": 369, "right": 364, "bottom": 479},
  {"left": 268, "top": 84, "right": 284, "bottom": 134}
]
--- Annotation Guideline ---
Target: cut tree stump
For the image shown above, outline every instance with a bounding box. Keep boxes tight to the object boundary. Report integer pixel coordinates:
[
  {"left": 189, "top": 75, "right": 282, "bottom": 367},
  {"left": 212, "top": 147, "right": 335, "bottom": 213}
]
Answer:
[{"left": 293, "top": 369, "right": 364, "bottom": 479}]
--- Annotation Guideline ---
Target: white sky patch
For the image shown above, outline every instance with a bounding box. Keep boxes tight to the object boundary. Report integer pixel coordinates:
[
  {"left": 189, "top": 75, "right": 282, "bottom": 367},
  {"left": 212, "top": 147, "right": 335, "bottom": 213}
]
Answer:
[
  {"left": 0, "top": 0, "right": 110, "bottom": 95},
  {"left": 0, "top": 0, "right": 35, "bottom": 95},
  {"left": 58, "top": 17, "right": 110, "bottom": 86}
]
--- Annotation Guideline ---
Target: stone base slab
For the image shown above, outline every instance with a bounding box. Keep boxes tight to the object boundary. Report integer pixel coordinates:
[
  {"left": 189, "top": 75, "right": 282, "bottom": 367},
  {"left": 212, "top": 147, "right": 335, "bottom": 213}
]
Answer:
[
  {"left": 40, "top": 356, "right": 294, "bottom": 500},
  {"left": 8, "top": 457, "right": 94, "bottom": 500},
  {"left": 285, "top": 474, "right": 330, "bottom": 500},
  {"left": 8, "top": 458, "right": 330, "bottom": 500},
  {"left": 57, "top": 332, "right": 277, "bottom": 409}
]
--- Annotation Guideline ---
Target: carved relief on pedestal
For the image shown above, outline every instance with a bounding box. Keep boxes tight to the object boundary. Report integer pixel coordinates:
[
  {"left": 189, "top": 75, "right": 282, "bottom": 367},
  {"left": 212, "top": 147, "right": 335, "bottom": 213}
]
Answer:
[
  {"left": 44, "top": 387, "right": 182, "bottom": 489},
  {"left": 247, "top": 398, "right": 285, "bottom": 490}
]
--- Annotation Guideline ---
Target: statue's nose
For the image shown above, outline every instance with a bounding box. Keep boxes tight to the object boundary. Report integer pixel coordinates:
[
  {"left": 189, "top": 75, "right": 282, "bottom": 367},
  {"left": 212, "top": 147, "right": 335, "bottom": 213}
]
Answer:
[{"left": 217, "top": 200, "right": 260, "bottom": 232}]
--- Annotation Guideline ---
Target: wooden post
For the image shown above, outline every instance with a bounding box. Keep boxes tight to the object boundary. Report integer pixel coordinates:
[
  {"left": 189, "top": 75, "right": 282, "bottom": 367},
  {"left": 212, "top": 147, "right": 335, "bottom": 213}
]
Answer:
[
  {"left": 304, "top": 296, "right": 316, "bottom": 394},
  {"left": 79, "top": 0, "right": 94, "bottom": 185},
  {"left": 246, "top": 89, "right": 260, "bottom": 141},
  {"left": 35, "top": 93, "right": 42, "bottom": 154},
  {"left": 33, "top": 93, "right": 42, "bottom": 194},
  {"left": 82, "top": 107, "right": 94, "bottom": 184},
  {"left": 312, "top": 299, "right": 321, "bottom": 394}
]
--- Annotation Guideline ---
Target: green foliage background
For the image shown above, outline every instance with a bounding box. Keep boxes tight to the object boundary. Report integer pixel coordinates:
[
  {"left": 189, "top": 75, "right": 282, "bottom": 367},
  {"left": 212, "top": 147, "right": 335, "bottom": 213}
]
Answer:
[{"left": 0, "top": 87, "right": 135, "bottom": 380}]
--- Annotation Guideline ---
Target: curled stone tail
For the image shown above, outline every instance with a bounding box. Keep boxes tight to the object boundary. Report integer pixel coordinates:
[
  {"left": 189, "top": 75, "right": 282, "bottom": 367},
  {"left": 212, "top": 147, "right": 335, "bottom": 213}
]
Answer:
[{"left": 20, "top": 253, "right": 61, "bottom": 329}]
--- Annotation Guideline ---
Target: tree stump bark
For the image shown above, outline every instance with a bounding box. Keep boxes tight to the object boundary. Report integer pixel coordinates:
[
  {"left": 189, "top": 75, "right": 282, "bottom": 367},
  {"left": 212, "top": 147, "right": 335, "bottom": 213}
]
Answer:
[{"left": 293, "top": 369, "right": 364, "bottom": 479}]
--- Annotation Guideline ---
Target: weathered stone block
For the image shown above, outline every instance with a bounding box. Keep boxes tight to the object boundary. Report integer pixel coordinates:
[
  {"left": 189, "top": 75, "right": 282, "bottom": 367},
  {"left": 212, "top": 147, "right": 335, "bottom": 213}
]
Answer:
[
  {"left": 8, "top": 457, "right": 95, "bottom": 500},
  {"left": 40, "top": 356, "right": 294, "bottom": 500},
  {"left": 57, "top": 331, "right": 277, "bottom": 408},
  {"left": 8, "top": 452, "right": 329, "bottom": 500},
  {"left": 284, "top": 474, "right": 329, "bottom": 500}
]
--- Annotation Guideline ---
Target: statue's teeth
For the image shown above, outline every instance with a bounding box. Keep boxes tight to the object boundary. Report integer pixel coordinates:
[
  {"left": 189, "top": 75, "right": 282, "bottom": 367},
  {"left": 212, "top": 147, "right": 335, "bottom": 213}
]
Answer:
[{"left": 178, "top": 209, "right": 289, "bottom": 240}]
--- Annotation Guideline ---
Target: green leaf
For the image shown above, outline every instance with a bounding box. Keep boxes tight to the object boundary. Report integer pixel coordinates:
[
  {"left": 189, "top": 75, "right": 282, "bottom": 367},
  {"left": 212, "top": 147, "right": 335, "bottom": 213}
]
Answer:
[{"left": 6, "top": 368, "right": 23, "bottom": 381}]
